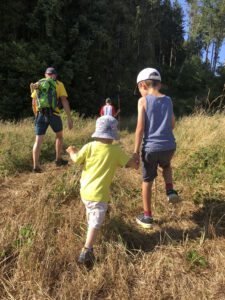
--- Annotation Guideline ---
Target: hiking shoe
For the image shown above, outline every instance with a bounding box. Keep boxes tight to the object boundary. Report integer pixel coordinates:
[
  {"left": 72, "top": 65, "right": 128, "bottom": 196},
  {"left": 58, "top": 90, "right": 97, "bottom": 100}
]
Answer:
[
  {"left": 136, "top": 214, "right": 154, "bottom": 229},
  {"left": 167, "top": 189, "right": 180, "bottom": 204},
  {"left": 55, "top": 159, "right": 68, "bottom": 166},
  {"left": 32, "top": 167, "right": 42, "bottom": 173},
  {"left": 78, "top": 248, "right": 95, "bottom": 265}
]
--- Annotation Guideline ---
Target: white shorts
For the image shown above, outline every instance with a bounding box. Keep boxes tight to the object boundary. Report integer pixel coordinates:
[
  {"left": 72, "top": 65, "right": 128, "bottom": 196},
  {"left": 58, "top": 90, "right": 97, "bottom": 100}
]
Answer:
[{"left": 82, "top": 199, "right": 108, "bottom": 229}]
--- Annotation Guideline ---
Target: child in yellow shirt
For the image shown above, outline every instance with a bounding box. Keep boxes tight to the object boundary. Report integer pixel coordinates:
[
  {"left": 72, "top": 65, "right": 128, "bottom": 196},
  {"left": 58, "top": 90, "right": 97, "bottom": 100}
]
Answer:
[{"left": 67, "top": 116, "right": 137, "bottom": 266}]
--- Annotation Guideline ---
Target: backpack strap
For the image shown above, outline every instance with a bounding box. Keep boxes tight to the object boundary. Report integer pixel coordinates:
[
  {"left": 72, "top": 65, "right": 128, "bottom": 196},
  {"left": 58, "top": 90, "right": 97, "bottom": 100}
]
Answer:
[{"left": 47, "top": 79, "right": 57, "bottom": 110}]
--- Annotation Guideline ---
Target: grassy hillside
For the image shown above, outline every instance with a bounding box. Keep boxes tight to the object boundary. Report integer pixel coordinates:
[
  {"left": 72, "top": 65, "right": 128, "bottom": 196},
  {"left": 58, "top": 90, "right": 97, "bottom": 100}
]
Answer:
[{"left": 0, "top": 113, "right": 225, "bottom": 300}]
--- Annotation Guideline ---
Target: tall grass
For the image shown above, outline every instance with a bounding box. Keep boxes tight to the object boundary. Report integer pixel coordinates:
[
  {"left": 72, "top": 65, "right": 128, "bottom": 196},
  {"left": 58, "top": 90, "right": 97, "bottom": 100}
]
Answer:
[
  {"left": 174, "top": 112, "right": 225, "bottom": 204},
  {"left": 0, "top": 113, "right": 95, "bottom": 177},
  {"left": 0, "top": 112, "right": 225, "bottom": 299}
]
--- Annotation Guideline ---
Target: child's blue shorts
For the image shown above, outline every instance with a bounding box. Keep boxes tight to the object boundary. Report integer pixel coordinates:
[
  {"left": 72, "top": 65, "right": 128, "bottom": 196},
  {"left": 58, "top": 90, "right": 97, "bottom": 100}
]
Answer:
[{"left": 141, "top": 149, "right": 175, "bottom": 182}]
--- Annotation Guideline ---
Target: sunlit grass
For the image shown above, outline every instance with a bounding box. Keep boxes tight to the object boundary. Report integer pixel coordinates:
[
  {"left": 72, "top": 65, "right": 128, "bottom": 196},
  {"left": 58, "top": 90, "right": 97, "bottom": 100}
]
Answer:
[{"left": 0, "top": 112, "right": 225, "bottom": 299}]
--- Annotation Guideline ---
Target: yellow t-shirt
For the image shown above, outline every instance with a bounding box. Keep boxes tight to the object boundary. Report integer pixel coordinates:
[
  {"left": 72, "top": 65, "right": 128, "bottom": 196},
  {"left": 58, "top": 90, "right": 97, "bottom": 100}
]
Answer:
[
  {"left": 72, "top": 141, "right": 129, "bottom": 202},
  {"left": 31, "top": 80, "right": 68, "bottom": 114}
]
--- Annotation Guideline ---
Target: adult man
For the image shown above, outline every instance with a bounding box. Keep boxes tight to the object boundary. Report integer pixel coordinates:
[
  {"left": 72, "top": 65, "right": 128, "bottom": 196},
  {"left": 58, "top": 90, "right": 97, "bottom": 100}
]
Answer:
[
  {"left": 30, "top": 67, "right": 73, "bottom": 172},
  {"left": 100, "top": 98, "right": 120, "bottom": 117}
]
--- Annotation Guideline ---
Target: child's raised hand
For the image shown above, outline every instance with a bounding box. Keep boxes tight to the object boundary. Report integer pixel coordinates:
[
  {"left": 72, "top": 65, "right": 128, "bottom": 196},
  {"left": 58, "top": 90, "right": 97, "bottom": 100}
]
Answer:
[{"left": 66, "top": 146, "right": 77, "bottom": 154}]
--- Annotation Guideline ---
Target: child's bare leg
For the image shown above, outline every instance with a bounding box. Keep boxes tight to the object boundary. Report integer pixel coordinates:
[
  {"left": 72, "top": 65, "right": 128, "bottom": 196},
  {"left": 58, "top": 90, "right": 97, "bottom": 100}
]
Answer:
[
  {"left": 142, "top": 181, "right": 154, "bottom": 216},
  {"left": 82, "top": 199, "right": 107, "bottom": 249},
  {"left": 162, "top": 165, "right": 179, "bottom": 202},
  {"left": 78, "top": 226, "right": 96, "bottom": 264},
  {"left": 85, "top": 227, "right": 98, "bottom": 249},
  {"left": 136, "top": 181, "right": 154, "bottom": 228},
  {"left": 162, "top": 165, "right": 173, "bottom": 188},
  {"left": 160, "top": 150, "right": 175, "bottom": 191},
  {"left": 79, "top": 200, "right": 107, "bottom": 264}
]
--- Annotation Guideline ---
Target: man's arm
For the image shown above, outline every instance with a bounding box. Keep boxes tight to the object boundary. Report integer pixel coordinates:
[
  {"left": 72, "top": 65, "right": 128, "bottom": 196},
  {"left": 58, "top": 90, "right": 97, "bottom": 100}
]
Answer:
[
  {"left": 32, "top": 97, "right": 37, "bottom": 116},
  {"left": 30, "top": 85, "right": 38, "bottom": 116},
  {"left": 114, "top": 108, "right": 121, "bottom": 117},
  {"left": 61, "top": 96, "right": 73, "bottom": 130}
]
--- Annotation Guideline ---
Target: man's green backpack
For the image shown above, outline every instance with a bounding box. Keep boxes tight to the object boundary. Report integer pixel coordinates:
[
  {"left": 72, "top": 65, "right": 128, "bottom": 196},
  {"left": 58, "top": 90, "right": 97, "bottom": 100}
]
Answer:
[{"left": 36, "top": 78, "right": 58, "bottom": 111}]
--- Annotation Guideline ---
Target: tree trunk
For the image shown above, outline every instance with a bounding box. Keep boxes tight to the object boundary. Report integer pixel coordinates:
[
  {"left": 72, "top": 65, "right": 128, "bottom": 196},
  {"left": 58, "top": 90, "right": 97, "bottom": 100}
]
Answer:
[
  {"left": 212, "top": 41, "right": 220, "bottom": 73},
  {"left": 210, "top": 41, "right": 215, "bottom": 70},
  {"left": 169, "top": 45, "right": 173, "bottom": 67},
  {"left": 205, "top": 42, "right": 210, "bottom": 64}
]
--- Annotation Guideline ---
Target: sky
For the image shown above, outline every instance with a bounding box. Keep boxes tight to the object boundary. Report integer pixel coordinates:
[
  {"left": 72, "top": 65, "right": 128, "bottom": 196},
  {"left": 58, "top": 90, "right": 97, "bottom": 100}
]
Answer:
[{"left": 177, "top": 0, "right": 225, "bottom": 65}]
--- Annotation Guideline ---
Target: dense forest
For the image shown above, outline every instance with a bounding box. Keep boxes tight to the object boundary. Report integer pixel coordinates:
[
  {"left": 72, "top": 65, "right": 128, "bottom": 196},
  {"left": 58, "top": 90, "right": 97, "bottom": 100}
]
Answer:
[{"left": 0, "top": 0, "right": 225, "bottom": 119}]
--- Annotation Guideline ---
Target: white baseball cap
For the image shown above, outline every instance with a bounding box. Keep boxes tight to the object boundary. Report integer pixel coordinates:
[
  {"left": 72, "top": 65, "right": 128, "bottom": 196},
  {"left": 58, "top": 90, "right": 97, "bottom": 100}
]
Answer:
[{"left": 137, "top": 68, "right": 161, "bottom": 84}]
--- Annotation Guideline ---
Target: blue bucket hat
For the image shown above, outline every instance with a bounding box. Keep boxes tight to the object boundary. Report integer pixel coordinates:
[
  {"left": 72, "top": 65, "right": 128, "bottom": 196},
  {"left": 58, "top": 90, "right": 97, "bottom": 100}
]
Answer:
[{"left": 92, "top": 116, "right": 119, "bottom": 140}]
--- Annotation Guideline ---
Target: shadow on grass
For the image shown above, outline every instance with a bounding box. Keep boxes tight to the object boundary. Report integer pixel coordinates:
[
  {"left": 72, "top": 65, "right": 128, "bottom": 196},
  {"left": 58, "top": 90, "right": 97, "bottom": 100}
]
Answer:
[
  {"left": 0, "top": 141, "right": 71, "bottom": 176},
  {"left": 191, "top": 196, "right": 225, "bottom": 239},
  {"left": 0, "top": 158, "right": 33, "bottom": 175},
  {"left": 104, "top": 218, "right": 201, "bottom": 253},
  {"left": 105, "top": 197, "right": 225, "bottom": 253}
]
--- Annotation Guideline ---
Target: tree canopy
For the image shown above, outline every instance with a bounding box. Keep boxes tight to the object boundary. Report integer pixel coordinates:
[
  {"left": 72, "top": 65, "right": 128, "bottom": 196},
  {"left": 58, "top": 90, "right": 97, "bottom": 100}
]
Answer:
[{"left": 0, "top": 0, "right": 224, "bottom": 119}]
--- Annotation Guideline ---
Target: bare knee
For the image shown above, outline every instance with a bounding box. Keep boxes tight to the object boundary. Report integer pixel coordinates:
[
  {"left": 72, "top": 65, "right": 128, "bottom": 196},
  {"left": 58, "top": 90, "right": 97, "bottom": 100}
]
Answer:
[
  {"left": 33, "top": 136, "right": 44, "bottom": 149},
  {"left": 142, "top": 181, "right": 154, "bottom": 188},
  {"left": 56, "top": 131, "right": 63, "bottom": 141}
]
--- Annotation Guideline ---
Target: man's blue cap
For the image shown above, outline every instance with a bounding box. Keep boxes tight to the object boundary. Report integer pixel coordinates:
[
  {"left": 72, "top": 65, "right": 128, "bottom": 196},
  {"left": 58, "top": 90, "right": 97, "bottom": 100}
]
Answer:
[{"left": 45, "top": 67, "right": 57, "bottom": 75}]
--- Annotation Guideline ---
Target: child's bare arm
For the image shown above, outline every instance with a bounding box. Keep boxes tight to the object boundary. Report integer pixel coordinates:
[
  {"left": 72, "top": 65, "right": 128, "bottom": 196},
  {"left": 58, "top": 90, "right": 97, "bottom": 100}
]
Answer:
[
  {"left": 66, "top": 146, "right": 78, "bottom": 161},
  {"left": 172, "top": 113, "right": 175, "bottom": 129},
  {"left": 66, "top": 146, "right": 77, "bottom": 154},
  {"left": 133, "top": 97, "right": 145, "bottom": 166}
]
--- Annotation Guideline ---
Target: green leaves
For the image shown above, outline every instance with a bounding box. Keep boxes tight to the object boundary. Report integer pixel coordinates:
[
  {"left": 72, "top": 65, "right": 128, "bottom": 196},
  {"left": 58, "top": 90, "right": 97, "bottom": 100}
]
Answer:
[
  {"left": 1, "top": 0, "right": 224, "bottom": 119},
  {"left": 0, "top": 0, "right": 187, "bottom": 119},
  {"left": 186, "top": 249, "right": 208, "bottom": 268},
  {"left": 15, "top": 225, "right": 36, "bottom": 248},
  {"left": 188, "top": 0, "right": 225, "bottom": 70}
]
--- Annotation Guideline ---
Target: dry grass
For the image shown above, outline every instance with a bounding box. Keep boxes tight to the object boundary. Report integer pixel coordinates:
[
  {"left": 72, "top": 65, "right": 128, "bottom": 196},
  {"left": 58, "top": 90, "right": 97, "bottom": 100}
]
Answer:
[{"left": 0, "top": 113, "right": 225, "bottom": 299}]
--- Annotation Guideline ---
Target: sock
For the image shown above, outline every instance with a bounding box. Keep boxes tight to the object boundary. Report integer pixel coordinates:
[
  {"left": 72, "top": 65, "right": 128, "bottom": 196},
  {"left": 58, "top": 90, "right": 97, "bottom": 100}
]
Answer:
[
  {"left": 166, "top": 183, "right": 173, "bottom": 192},
  {"left": 144, "top": 210, "right": 152, "bottom": 218}
]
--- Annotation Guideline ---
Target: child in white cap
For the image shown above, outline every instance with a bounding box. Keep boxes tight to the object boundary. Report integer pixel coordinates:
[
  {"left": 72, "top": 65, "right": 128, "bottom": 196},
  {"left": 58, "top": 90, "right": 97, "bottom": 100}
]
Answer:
[
  {"left": 133, "top": 68, "right": 179, "bottom": 229},
  {"left": 67, "top": 116, "right": 137, "bottom": 265}
]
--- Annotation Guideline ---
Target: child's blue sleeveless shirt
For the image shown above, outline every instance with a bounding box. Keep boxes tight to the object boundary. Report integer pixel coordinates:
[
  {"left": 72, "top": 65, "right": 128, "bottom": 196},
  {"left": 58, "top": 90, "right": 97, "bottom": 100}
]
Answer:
[{"left": 142, "top": 95, "right": 176, "bottom": 152}]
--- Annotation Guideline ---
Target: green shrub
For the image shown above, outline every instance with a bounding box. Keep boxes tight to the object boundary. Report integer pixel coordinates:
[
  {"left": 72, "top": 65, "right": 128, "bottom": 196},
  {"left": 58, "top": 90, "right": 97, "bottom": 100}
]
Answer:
[{"left": 176, "top": 145, "right": 225, "bottom": 183}]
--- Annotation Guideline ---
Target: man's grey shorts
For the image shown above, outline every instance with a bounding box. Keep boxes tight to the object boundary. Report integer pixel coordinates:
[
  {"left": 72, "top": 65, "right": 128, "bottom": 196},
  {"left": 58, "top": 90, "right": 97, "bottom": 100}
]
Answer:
[{"left": 141, "top": 149, "right": 175, "bottom": 182}]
